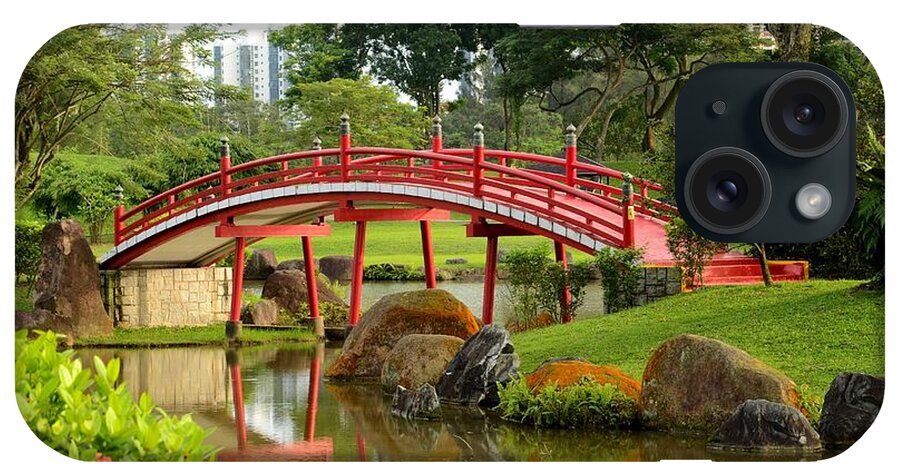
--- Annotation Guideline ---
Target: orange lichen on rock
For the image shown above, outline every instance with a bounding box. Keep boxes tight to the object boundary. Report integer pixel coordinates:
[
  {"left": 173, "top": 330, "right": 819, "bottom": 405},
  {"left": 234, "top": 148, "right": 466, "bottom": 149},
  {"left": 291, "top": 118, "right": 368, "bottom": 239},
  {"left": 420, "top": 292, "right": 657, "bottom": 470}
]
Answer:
[{"left": 525, "top": 358, "right": 642, "bottom": 401}]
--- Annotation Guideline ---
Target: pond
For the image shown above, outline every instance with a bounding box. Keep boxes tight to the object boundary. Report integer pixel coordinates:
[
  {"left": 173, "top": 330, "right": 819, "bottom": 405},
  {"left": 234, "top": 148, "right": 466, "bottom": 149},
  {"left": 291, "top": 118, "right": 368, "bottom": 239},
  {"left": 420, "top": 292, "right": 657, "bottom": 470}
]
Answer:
[
  {"left": 245, "top": 278, "right": 607, "bottom": 323},
  {"left": 78, "top": 345, "right": 838, "bottom": 462}
]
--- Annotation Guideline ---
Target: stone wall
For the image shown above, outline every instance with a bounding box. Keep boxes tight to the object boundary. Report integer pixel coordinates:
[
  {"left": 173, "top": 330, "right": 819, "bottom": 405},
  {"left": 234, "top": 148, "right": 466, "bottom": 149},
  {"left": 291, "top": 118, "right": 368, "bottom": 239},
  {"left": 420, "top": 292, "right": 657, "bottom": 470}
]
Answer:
[
  {"left": 101, "top": 267, "right": 232, "bottom": 327},
  {"left": 635, "top": 266, "right": 683, "bottom": 306}
]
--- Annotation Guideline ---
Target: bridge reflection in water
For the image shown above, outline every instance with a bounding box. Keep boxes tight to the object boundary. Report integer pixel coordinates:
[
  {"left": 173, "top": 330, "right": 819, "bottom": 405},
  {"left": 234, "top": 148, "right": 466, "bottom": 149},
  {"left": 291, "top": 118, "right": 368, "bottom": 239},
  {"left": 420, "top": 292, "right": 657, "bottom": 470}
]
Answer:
[{"left": 81, "top": 345, "right": 833, "bottom": 462}]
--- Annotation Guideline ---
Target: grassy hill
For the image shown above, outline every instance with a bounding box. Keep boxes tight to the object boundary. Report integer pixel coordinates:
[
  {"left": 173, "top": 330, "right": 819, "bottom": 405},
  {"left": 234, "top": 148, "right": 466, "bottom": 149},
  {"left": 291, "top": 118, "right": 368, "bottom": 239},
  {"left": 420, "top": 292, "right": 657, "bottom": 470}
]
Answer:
[{"left": 511, "top": 280, "right": 884, "bottom": 396}]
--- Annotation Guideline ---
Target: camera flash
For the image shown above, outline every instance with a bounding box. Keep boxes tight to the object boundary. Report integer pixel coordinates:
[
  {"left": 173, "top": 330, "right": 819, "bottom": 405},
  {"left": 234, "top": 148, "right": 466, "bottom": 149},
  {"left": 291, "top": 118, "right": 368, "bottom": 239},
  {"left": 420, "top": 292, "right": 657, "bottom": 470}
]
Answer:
[{"left": 795, "top": 183, "right": 832, "bottom": 220}]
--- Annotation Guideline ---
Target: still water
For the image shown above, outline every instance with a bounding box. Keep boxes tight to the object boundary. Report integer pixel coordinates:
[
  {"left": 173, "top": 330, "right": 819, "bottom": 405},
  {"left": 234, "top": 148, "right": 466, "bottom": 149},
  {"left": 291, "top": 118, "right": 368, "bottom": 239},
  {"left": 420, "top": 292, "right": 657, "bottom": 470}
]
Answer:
[
  {"left": 245, "top": 278, "right": 607, "bottom": 322},
  {"left": 78, "top": 345, "right": 834, "bottom": 462}
]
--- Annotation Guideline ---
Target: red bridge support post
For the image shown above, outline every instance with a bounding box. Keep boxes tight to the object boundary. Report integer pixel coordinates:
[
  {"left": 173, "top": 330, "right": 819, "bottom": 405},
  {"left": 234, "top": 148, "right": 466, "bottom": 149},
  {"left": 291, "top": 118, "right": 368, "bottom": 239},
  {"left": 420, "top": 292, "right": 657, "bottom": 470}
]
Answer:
[
  {"left": 340, "top": 113, "right": 351, "bottom": 181},
  {"left": 472, "top": 123, "right": 485, "bottom": 196},
  {"left": 621, "top": 173, "right": 636, "bottom": 248},
  {"left": 432, "top": 115, "right": 442, "bottom": 168},
  {"left": 482, "top": 235, "right": 499, "bottom": 325},
  {"left": 113, "top": 205, "right": 124, "bottom": 245},
  {"left": 302, "top": 236, "right": 323, "bottom": 338},
  {"left": 565, "top": 124, "right": 577, "bottom": 187},
  {"left": 227, "top": 236, "right": 246, "bottom": 341},
  {"left": 554, "top": 241, "right": 573, "bottom": 323},
  {"left": 349, "top": 221, "right": 367, "bottom": 327},
  {"left": 421, "top": 221, "right": 437, "bottom": 289}
]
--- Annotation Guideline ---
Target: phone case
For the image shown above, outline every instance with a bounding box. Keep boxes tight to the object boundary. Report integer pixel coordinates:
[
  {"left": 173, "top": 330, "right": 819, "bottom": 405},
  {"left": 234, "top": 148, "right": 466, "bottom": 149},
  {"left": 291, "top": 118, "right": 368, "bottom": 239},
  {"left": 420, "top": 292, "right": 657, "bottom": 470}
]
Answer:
[{"left": 13, "top": 22, "right": 884, "bottom": 462}]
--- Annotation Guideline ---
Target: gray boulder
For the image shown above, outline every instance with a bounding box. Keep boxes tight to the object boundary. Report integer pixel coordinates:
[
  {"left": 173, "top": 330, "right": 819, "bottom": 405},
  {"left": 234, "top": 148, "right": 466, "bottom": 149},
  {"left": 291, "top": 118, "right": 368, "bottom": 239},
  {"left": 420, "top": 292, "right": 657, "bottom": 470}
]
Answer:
[
  {"left": 436, "top": 325, "right": 520, "bottom": 407},
  {"left": 708, "top": 400, "right": 821, "bottom": 452},
  {"left": 320, "top": 255, "right": 354, "bottom": 281},
  {"left": 245, "top": 249, "right": 277, "bottom": 280},
  {"left": 27, "top": 220, "right": 111, "bottom": 337},
  {"left": 241, "top": 299, "right": 279, "bottom": 326},
  {"left": 276, "top": 259, "right": 317, "bottom": 272},
  {"left": 391, "top": 384, "right": 442, "bottom": 420},
  {"left": 445, "top": 258, "right": 468, "bottom": 265},
  {"left": 817, "top": 372, "right": 885, "bottom": 446}
]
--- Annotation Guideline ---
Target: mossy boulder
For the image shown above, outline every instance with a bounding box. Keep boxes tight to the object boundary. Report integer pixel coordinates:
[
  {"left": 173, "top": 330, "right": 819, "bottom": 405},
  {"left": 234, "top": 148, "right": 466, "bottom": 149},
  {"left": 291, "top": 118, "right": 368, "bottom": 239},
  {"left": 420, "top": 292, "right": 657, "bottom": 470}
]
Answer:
[
  {"left": 262, "top": 270, "right": 345, "bottom": 316},
  {"left": 526, "top": 357, "right": 642, "bottom": 401},
  {"left": 381, "top": 334, "right": 465, "bottom": 393},
  {"left": 641, "top": 334, "right": 800, "bottom": 432},
  {"left": 327, "top": 289, "right": 480, "bottom": 380}
]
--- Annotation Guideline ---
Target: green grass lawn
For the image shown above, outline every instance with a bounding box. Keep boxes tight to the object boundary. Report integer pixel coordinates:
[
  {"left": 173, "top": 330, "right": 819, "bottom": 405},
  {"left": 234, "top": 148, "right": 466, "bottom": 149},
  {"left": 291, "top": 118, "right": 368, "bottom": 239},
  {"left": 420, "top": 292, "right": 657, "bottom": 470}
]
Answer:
[
  {"left": 512, "top": 280, "right": 884, "bottom": 397},
  {"left": 75, "top": 323, "right": 315, "bottom": 347}
]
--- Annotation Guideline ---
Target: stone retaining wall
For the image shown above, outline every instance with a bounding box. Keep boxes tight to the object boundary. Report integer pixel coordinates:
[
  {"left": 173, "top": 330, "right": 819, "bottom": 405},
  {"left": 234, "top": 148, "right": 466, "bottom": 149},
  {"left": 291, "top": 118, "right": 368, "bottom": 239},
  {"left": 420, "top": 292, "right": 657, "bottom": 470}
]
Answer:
[
  {"left": 636, "top": 266, "right": 683, "bottom": 305},
  {"left": 101, "top": 267, "right": 232, "bottom": 327}
]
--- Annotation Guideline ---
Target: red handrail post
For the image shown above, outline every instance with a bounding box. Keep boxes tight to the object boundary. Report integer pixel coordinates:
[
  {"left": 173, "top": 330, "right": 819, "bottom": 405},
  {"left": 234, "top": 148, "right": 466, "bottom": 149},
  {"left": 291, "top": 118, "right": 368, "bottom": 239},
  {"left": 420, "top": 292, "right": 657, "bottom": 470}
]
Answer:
[
  {"left": 565, "top": 124, "right": 577, "bottom": 187},
  {"left": 431, "top": 115, "right": 442, "bottom": 168},
  {"left": 113, "top": 205, "right": 124, "bottom": 245},
  {"left": 349, "top": 221, "right": 367, "bottom": 327},
  {"left": 622, "top": 173, "right": 636, "bottom": 248},
  {"left": 339, "top": 113, "right": 351, "bottom": 181},
  {"left": 420, "top": 221, "right": 437, "bottom": 289},
  {"left": 227, "top": 236, "right": 246, "bottom": 341},
  {"left": 472, "top": 123, "right": 485, "bottom": 197},
  {"left": 482, "top": 235, "right": 499, "bottom": 325},
  {"left": 554, "top": 241, "right": 573, "bottom": 323},
  {"left": 312, "top": 136, "right": 323, "bottom": 177},
  {"left": 302, "top": 235, "right": 323, "bottom": 339},
  {"left": 219, "top": 137, "right": 232, "bottom": 226}
]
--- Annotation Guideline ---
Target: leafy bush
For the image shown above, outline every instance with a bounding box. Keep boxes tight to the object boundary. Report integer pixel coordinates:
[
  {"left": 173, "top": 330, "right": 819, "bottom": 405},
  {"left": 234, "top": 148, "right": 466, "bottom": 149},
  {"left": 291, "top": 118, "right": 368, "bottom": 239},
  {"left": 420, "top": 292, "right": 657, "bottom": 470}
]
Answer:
[
  {"left": 275, "top": 301, "right": 349, "bottom": 328},
  {"left": 593, "top": 247, "right": 644, "bottom": 313},
  {"left": 16, "top": 221, "right": 44, "bottom": 285},
  {"left": 536, "top": 261, "right": 592, "bottom": 322},
  {"left": 502, "top": 246, "right": 592, "bottom": 327},
  {"left": 15, "top": 331, "right": 218, "bottom": 461},
  {"left": 766, "top": 225, "right": 877, "bottom": 280},
  {"left": 797, "top": 383, "right": 824, "bottom": 427},
  {"left": 665, "top": 217, "right": 721, "bottom": 288},
  {"left": 496, "top": 377, "right": 639, "bottom": 429},
  {"left": 363, "top": 263, "right": 424, "bottom": 281}
]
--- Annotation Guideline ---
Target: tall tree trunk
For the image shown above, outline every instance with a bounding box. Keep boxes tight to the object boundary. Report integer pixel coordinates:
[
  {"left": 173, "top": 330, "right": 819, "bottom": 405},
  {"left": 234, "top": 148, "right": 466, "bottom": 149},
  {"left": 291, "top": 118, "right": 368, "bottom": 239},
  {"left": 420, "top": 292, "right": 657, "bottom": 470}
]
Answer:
[
  {"left": 502, "top": 96, "right": 512, "bottom": 150},
  {"left": 642, "top": 123, "right": 657, "bottom": 153},
  {"left": 594, "top": 106, "right": 619, "bottom": 162},
  {"left": 754, "top": 243, "right": 773, "bottom": 286},
  {"left": 766, "top": 24, "right": 813, "bottom": 61}
]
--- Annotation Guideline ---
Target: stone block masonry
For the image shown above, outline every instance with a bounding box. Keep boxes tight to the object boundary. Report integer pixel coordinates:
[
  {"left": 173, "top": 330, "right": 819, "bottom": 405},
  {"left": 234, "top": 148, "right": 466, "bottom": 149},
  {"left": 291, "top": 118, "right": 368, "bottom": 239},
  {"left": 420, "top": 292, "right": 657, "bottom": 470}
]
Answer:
[
  {"left": 100, "top": 267, "right": 233, "bottom": 327},
  {"left": 635, "top": 266, "right": 683, "bottom": 306}
]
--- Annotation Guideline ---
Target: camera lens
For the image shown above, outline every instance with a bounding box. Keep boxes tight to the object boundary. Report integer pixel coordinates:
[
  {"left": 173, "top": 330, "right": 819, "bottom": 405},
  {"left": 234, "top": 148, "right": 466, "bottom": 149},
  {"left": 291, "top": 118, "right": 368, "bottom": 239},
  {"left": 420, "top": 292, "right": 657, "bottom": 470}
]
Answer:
[
  {"left": 761, "top": 70, "right": 849, "bottom": 158},
  {"left": 684, "top": 147, "right": 771, "bottom": 234}
]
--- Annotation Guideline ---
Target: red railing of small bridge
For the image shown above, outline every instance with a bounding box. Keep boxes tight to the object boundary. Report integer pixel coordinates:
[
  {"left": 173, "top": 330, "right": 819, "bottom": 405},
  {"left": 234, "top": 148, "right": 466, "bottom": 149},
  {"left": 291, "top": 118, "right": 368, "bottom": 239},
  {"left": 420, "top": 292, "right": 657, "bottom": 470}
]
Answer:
[{"left": 113, "top": 116, "right": 675, "bottom": 250}]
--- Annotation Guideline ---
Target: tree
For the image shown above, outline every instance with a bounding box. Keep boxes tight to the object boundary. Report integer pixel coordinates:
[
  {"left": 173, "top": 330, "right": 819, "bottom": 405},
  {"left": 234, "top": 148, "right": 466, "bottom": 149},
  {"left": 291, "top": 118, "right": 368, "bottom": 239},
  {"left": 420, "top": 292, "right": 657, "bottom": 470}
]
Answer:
[
  {"left": 665, "top": 217, "right": 721, "bottom": 288},
  {"left": 285, "top": 78, "right": 429, "bottom": 150},
  {"left": 15, "top": 24, "right": 221, "bottom": 208}
]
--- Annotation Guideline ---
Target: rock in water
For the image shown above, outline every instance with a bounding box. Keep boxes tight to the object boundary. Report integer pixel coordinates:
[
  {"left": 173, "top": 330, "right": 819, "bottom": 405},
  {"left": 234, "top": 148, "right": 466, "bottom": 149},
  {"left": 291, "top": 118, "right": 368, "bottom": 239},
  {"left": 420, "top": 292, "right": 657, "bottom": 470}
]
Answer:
[
  {"left": 641, "top": 334, "right": 800, "bottom": 432},
  {"left": 245, "top": 249, "right": 278, "bottom": 280},
  {"left": 525, "top": 357, "right": 642, "bottom": 400},
  {"left": 27, "top": 220, "right": 111, "bottom": 337},
  {"left": 241, "top": 299, "right": 279, "bottom": 326},
  {"left": 381, "top": 334, "right": 465, "bottom": 393},
  {"left": 326, "top": 289, "right": 480, "bottom": 379},
  {"left": 391, "top": 384, "right": 442, "bottom": 420},
  {"left": 262, "top": 270, "right": 345, "bottom": 315},
  {"left": 708, "top": 400, "right": 822, "bottom": 452},
  {"left": 436, "top": 325, "right": 520, "bottom": 407},
  {"left": 319, "top": 255, "right": 354, "bottom": 281},
  {"left": 817, "top": 372, "right": 885, "bottom": 445}
]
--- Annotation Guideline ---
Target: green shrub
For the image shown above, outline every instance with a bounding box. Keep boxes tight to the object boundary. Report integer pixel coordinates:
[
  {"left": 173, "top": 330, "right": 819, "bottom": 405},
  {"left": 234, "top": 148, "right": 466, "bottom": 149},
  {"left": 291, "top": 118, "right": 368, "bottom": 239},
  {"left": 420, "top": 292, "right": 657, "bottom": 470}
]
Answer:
[
  {"left": 593, "top": 247, "right": 644, "bottom": 313},
  {"left": 797, "top": 383, "right": 824, "bottom": 427},
  {"left": 496, "top": 377, "right": 639, "bottom": 429},
  {"left": 15, "top": 330, "right": 218, "bottom": 461},
  {"left": 536, "top": 262, "right": 592, "bottom": 322},
  {"left": 15, "top": 221, "right": 44, "bottom": 285},
  {"left": 502, "top": 246, "right": 591, "bottom": 327},
  {"left": 664, "top": 217, "right": 721, "bottom": 288},
  {"left": 274, "top": 301, "right": 349, "bottom": 328},
  {"left": 363, "top": 263, "right": 424, "bottom": 281}
]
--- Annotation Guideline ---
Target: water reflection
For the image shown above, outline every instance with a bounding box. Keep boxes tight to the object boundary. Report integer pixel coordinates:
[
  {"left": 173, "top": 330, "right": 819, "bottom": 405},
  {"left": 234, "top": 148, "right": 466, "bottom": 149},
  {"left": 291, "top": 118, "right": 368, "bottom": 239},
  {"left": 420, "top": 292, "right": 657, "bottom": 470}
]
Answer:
[{"left": 80, "top": 345, "right": 835, "bottom": 462}]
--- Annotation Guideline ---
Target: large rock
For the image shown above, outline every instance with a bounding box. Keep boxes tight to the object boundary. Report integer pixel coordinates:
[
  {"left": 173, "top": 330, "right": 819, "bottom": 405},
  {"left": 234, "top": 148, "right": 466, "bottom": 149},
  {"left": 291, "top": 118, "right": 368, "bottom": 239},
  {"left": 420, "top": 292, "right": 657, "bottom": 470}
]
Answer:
[
  {"left": 817, "top": 372, "right": 885, "bottom": 446},
  {"left": 241, "top": 299, "right": 279, "bottom": 326},
  {"left": 26, "top": 220, "right": 111, "bottom": 337},
  {"left": 326, "top": 289, "right": 480, "bottom": 379},
  {"left": 436, "top": 325, "right": 520, "bottom": 407},
  {"left": 391, "top": 384, "right": 442, "bottom": 420},
  {"left": 275, "top": 259, "right": 317, "bottom": 272},
  {"left": 708, "top": 400, "right": 821, "bottom": 452},
  {"left": 319, "top": 255, "right": 354, "bottom": 281},
  {"left": 525, "top": 357, "right": 642, "bottom": 401},
  {"left": 641, "top": 334, "right": 800, "bottom": 432},
  {"left": 244, "top": 249, "right": 278, "bottom": 280},
  {"left": 381, "top": 334, "right": 465, "bottom": 393},
  {"left": 262, "top": 270, "right": 345, "bottom": 316}
]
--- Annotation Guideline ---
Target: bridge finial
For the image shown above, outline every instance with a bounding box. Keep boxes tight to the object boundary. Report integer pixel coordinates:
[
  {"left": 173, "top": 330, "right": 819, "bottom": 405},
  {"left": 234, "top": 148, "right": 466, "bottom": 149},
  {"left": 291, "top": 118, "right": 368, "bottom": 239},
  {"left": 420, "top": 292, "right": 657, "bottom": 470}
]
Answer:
[
  {"left": 432, "top": 114, "right": 442, "bottom": 138},
  {"left": 340, "top": 113, "right": 350, "bottom": 136},
  {"left": 472, "top": 122, "right": 484, "bottom": 147},
  {"left": 312, "top": 136, "right": 322, "bottom": 150},
  {"left": 565, "top": 124, "right": 577, "bottom": 147},
  {"left": 219, "top": 137, "right": 230, "bottom": 158}
]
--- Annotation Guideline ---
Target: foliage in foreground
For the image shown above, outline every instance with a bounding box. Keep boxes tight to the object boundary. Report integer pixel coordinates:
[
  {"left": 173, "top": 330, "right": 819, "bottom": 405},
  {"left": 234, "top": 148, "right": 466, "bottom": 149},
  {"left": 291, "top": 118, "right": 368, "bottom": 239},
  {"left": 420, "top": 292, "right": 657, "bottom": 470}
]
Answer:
[
  {"left": 363, "top": 263, "right": 425, "bottom": 281},
  {"left": 15, "top": 221, "right": 43, "bottom": 285},
  {"left": 15, "top": 331, "right": 218, "bottom": 461},
  {"left": 496, "top": 377, "right": 639, "bottom": 429}
]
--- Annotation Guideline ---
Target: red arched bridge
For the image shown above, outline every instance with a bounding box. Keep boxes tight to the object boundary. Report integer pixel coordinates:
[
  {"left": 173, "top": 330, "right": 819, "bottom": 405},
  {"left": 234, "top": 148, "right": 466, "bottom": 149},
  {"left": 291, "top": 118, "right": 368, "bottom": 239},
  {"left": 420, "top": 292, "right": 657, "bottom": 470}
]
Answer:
[{"left": 100, "top": 114, "right": 806, "bottom": 328}]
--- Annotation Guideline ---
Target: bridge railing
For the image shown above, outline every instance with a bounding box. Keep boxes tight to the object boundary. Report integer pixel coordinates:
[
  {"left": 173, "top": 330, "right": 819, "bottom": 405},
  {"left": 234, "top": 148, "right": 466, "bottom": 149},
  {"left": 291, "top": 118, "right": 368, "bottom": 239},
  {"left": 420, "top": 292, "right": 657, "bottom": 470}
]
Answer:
[{"left": 112, "top": 115, "right": 673, "bottom": 250}]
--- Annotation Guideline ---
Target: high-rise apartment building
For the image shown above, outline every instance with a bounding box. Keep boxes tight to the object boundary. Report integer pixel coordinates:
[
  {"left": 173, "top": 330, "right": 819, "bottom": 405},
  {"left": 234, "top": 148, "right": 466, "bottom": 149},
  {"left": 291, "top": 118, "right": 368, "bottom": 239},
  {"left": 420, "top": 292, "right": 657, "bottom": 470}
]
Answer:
[{"left": 209, "top": 30, "right": 291, "bottom": 106}]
